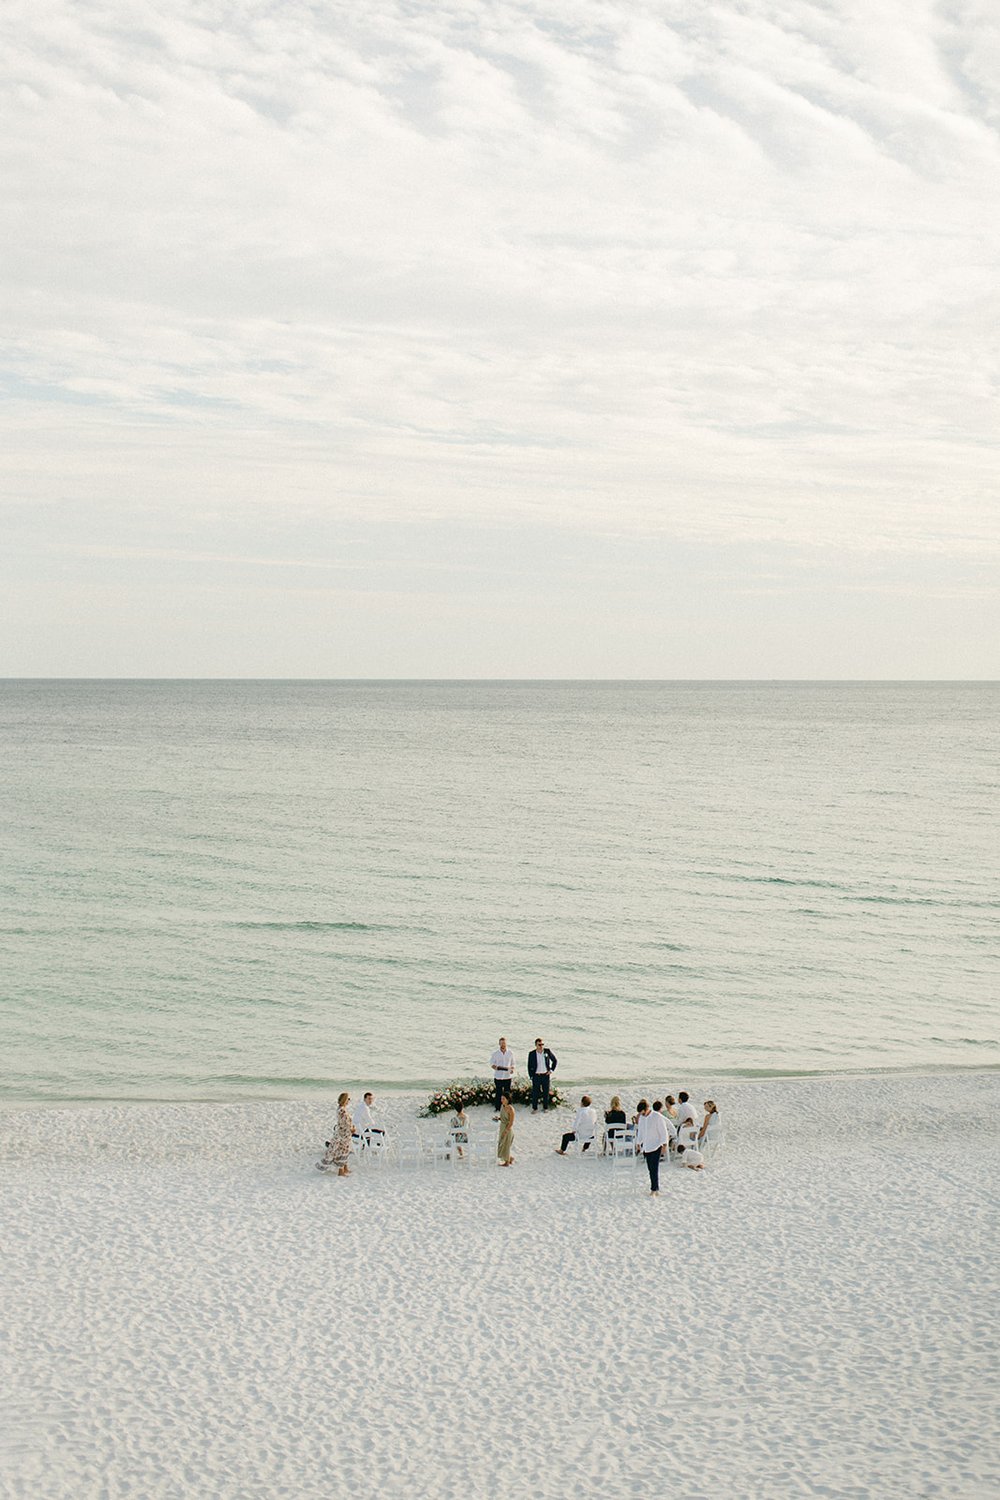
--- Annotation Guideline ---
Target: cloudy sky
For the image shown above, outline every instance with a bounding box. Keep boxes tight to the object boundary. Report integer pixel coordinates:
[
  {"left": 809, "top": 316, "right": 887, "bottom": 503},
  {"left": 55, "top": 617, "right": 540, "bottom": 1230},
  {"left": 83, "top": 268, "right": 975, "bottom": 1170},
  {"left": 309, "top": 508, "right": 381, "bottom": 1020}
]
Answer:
[{"left": 3, "top": 0, "right": 998, "bottom": 676}]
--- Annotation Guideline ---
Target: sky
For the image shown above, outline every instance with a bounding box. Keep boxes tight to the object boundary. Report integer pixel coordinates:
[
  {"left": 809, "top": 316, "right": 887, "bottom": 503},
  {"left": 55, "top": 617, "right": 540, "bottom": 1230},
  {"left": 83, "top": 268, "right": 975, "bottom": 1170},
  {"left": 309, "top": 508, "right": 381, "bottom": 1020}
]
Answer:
[{"left": 3, "top": 0, "right": 998, "bottom": 677}]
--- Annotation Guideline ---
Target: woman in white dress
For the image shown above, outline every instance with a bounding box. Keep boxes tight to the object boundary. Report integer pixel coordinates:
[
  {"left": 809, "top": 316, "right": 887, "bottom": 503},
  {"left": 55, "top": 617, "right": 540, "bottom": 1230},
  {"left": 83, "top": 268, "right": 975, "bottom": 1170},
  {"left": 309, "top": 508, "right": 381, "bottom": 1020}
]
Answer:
[{"left": 698, "top": 1100, "right": 720, "bottom": 1147}]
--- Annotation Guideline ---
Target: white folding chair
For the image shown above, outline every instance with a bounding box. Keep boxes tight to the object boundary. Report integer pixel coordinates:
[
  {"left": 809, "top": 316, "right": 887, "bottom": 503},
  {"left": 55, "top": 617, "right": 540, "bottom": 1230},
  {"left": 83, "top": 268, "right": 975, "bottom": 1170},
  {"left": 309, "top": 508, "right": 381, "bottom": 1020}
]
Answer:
[
  {"left": 398, "top": 1133, "right": 424, "bottom": 1168},
  {"left": 364, "top": 1132, "right": 391, "bottom": 1168},
  {"left": 565, "top": 1133, "right": 597, "bottom": 1157},
  {"left": 429, "top": 1136, "right": 454, "bottom": 1168},
  {"left": 467, "top": 1132, "right": 495, "bottom": 1167}
]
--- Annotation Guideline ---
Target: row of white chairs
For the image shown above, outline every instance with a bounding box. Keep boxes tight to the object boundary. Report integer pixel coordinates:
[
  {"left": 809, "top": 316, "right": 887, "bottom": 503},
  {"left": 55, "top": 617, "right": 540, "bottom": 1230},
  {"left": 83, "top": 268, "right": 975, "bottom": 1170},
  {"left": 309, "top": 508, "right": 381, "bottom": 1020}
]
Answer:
[
  {"left": 396, "top": 1129, "right": 498, "bottom": 1168},
  {"left": 345, "top": 1125, "right": 724, "bottom": 1173}
]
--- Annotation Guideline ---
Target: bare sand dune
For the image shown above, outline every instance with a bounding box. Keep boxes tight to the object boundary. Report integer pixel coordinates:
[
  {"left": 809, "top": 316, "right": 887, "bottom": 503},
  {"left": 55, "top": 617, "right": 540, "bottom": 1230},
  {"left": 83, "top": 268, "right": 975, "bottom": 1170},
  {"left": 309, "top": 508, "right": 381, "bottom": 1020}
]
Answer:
[{"left": 2, "top": 1072, "right": 997, "bottom": 1499}]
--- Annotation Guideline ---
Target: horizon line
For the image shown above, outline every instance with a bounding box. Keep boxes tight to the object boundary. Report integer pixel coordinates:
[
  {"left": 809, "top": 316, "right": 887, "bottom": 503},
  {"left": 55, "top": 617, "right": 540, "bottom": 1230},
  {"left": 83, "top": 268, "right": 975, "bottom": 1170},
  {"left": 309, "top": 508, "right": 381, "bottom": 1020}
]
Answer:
[{"left": 1, "top": 676, "right": 998, "bottom": 686}]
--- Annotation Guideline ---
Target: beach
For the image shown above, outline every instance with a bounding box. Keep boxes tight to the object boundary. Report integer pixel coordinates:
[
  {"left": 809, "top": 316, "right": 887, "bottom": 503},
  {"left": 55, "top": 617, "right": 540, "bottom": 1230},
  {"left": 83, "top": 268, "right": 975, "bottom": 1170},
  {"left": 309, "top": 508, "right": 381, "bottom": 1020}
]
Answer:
[{"left": 2, "top": 1071, "right": 997, "bottom": 1499}]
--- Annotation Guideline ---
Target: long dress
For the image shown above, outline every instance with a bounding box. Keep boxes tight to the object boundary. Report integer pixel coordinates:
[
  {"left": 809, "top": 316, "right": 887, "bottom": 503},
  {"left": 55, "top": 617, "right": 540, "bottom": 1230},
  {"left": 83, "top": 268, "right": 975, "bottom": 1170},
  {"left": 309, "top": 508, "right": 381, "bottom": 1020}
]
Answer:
[
  {"left": 497, "top": 1102, "right": 515, "bottom": 1164},
  {"left": 320, "top": 1107, "right": 353, "bottom": 1170}
]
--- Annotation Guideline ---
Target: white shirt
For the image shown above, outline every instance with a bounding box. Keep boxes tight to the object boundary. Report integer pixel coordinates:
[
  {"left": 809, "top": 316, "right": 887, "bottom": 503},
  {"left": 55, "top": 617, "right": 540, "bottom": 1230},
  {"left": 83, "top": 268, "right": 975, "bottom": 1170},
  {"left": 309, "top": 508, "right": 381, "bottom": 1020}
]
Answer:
[
  {"left": 533, "top": 1049, "right": 549, "bottom": 1075},
  {"left": 682, "top": 1147, "right": 705, "bottom": 1168},
  {"left": 490, "top": 1048, "right": 515, "bottom": 1078},
  {"left": 352, "top": 1101, "right": 374, "bottom": 1131},
  {"left": 676, "top": 1100, "right": 701, "bottom": 1128},
  {"left": 573, "top": 1106, "right": 597, "bottom": 1139},
  {"left": 637, "top": 1111, "right": 670, "bottom": 1152}
]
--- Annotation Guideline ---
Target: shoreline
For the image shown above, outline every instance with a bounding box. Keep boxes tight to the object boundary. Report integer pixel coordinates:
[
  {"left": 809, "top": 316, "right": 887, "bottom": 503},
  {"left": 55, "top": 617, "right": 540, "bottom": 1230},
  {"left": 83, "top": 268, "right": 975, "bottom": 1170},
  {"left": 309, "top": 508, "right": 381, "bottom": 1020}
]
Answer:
[{"left": 2, "top": 1059, "right": 998, "bottom": 1111}]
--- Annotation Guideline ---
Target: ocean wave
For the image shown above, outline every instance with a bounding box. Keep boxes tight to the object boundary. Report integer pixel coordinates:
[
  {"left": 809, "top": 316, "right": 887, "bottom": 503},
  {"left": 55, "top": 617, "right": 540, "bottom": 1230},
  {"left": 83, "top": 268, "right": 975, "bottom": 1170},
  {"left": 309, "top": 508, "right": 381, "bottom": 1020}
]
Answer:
[{"left": 226, "top": 920, "right": 396, "bottom": 932}]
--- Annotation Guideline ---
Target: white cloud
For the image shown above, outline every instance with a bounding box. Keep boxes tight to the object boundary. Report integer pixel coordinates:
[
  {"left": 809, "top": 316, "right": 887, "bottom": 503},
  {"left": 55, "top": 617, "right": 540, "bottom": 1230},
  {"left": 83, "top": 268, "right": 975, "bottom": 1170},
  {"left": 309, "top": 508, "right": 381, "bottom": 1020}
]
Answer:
[{"left": 1, "top": 0, "right": 998, "bottom": 672}]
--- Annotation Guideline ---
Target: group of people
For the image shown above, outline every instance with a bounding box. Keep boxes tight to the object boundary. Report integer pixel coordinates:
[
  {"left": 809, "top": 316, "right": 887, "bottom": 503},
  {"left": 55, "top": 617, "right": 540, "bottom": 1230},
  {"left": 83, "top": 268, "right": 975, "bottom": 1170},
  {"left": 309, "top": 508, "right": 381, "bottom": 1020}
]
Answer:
[
  {"left": 554, "top": 1091, "right": 718, "bottom": 1189},
  {"left": 489, "top": 1035, "right": 557, "bottom": 1112},
  {"left": 317, "top": 1090, "right": 385, "bottom": 1176},
  {"left": 316, "top": 1037, "right": 720, "bottom": 1188}
]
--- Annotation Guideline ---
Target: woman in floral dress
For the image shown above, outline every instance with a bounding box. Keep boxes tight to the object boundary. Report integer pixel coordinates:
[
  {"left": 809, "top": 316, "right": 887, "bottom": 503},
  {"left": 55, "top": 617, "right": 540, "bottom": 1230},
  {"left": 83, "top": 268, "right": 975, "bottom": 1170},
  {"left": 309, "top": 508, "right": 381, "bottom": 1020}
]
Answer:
[
  {"left": 317, "top": 1092, "right": 354, "bottom": 1176},
  {"left": 497, "top": 1095, "right": 515, "bottom": 1166}
]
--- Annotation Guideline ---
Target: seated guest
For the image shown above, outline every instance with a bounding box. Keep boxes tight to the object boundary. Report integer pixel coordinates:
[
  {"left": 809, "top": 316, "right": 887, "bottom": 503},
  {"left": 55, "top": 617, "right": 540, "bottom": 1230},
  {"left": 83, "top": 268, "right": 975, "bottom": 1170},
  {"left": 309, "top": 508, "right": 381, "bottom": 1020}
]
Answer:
[
  {"left": 652, "top": 1099, "right": 677, "bottom": 1134},
  {"left": 698, "top": 1100, "right": 720, "bottom": 1145},
  {"left": 602, "top": 1095, "right": 628, "bottom": 1153},
  {"left": 448, "top": 1104, "right": 469, "bottom": 1158},
  {"left": 676, "top": 1091, "right": 701, "bottom": 1129},
  {"left": 351, "top": 1091, "right": 385, "bottom": 1142},
  {"left": 556, "top": 1095, "right": 598, "bottom": 1154},
  {"left": 676, "top": 1142, "right": 705, "bottom": 1170},
  {"left": 663, "top": 1094, "right": 679, "bottom": 1120}
]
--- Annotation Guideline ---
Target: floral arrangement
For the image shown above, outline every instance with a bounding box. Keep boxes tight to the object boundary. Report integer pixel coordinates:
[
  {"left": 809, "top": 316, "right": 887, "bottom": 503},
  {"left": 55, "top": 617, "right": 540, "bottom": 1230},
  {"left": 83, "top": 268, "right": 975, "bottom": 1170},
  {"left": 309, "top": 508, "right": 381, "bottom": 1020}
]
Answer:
[{"left": 422, "top": 1076, "right": 567, "bottom": 1116}]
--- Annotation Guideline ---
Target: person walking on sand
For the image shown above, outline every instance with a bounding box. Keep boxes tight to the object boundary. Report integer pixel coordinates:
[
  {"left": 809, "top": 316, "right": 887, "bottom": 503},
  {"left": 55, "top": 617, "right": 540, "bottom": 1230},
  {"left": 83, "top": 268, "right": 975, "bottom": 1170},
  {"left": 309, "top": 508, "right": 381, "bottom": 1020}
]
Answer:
[
  {"left": 636, "top": 1098, "right": 670, "bottom": 1196},
  {"left": 317, "top": 1092, "right": 354, "bottom": 1177},
  {"left": 497, "top": 1095, "right": 516, "bottom": 1166},
  {"left": 490, "top": 1036, "right": 516, "bottom": 1118},
  {"left": 527, "top": 1037, "right": 558, "bottom": 1111}
]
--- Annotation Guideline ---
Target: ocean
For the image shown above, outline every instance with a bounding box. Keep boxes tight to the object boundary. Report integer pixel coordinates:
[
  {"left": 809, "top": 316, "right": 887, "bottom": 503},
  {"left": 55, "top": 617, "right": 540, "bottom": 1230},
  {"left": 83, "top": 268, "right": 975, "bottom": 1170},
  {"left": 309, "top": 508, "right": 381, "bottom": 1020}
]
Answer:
[{"left": 2, "top": 680, "right": 996, "bottom": 1102}]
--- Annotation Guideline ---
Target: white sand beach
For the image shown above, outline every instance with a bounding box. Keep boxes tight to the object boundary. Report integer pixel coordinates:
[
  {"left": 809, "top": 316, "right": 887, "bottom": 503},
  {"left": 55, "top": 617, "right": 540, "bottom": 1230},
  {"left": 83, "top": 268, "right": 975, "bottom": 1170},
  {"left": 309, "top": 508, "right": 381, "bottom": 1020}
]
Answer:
[{"left": 2, "top": 1072, "right": 997, "bottom": 1500}]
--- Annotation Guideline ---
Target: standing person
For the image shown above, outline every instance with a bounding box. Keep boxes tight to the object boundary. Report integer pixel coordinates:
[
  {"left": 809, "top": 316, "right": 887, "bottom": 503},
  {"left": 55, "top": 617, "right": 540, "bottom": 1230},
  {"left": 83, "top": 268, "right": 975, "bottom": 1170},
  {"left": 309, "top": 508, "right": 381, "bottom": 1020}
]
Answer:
[
  {"left": 636, "top": 1098, "right": 670, "bottom": 1196},
  {"left": 497, "top": 1094, "right": 516, "bottom": 1166},
  {"left": 317, "top": 1092, "right": 354, "bottom": 1177},
  {"left": 489, "top": 1036, "right": 516, "bottom": 1118},
  {"left": 527, "top": 1038, "right": 558, "bottom": 1111}
]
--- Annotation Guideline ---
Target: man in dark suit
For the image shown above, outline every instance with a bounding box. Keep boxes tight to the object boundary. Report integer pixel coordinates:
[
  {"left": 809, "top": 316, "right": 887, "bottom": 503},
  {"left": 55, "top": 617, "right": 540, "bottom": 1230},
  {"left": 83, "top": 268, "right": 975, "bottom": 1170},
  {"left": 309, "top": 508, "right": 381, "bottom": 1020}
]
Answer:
[{"left": 527, "top": 1038, "right": 558, "bottom": 1111}]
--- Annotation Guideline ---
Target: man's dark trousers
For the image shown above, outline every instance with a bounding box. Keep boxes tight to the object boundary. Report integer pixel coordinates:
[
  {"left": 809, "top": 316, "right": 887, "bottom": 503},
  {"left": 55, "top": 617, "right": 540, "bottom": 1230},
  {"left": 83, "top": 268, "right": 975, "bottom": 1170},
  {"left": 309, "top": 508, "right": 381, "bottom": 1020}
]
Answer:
[
  {"left": 493, "top": 1077, "right": 512, "bottom": 1113},
  {"left": 645, "top": 1148, "right": 662, "bottom": 1192},
  {"left": 531, "top": 1073, "right": 551, "bottom": 1111}
]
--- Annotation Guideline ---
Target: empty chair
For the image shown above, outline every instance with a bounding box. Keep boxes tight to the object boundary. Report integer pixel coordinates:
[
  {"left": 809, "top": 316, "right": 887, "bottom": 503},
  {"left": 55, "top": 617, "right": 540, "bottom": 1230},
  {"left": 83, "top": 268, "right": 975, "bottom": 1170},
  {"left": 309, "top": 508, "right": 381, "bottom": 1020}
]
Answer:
[
  {"left": 398, "top": 1133, "right": 424, "bottom": 1168},
  {"left": 466, "top": 1132, "right": 495, "bottom": 1167}
]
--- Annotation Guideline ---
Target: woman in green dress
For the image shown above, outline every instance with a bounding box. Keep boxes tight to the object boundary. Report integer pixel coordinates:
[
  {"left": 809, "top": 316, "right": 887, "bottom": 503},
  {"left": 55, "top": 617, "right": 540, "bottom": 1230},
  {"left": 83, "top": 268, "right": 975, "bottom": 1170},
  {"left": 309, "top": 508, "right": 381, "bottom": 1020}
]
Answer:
[{"left": 497, "top": 1095, "right": 515, "bottom": 1166}]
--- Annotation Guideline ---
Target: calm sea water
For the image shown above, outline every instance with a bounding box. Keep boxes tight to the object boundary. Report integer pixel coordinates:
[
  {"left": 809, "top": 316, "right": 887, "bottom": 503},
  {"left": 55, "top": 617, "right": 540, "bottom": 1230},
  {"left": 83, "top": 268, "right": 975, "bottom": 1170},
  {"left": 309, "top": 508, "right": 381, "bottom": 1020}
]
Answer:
[{"left": 1, "top": 681, "right": 997, "bottom": 1102}]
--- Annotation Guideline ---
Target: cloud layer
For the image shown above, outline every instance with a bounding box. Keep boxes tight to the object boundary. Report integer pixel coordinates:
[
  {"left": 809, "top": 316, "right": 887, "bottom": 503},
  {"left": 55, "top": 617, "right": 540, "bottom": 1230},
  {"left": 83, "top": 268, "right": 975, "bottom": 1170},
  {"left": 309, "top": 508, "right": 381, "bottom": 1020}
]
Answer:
[{"left": 2, "top": 1, "right": 998, "bottom": 672}]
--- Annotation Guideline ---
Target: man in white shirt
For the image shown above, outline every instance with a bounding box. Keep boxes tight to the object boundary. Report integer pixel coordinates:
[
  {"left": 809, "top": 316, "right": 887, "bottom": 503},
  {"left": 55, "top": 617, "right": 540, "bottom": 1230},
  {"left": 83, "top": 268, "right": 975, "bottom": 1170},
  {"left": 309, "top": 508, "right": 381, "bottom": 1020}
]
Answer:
[
  {"left": 676, "top": 1091, "right": 702, "bottom": 1130},
  {"left": 351, "top": 1091, "right": 385, "bottom": 1144},
  {"left": 489, "top": 1037, "right": 516, "bottom": 1118},
  {"left": 555, "top": 1096, "right": 597, "bottom": 1154},
  {"left": 636, "top": 1099, "right": 670, "bottom": 1194}
]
